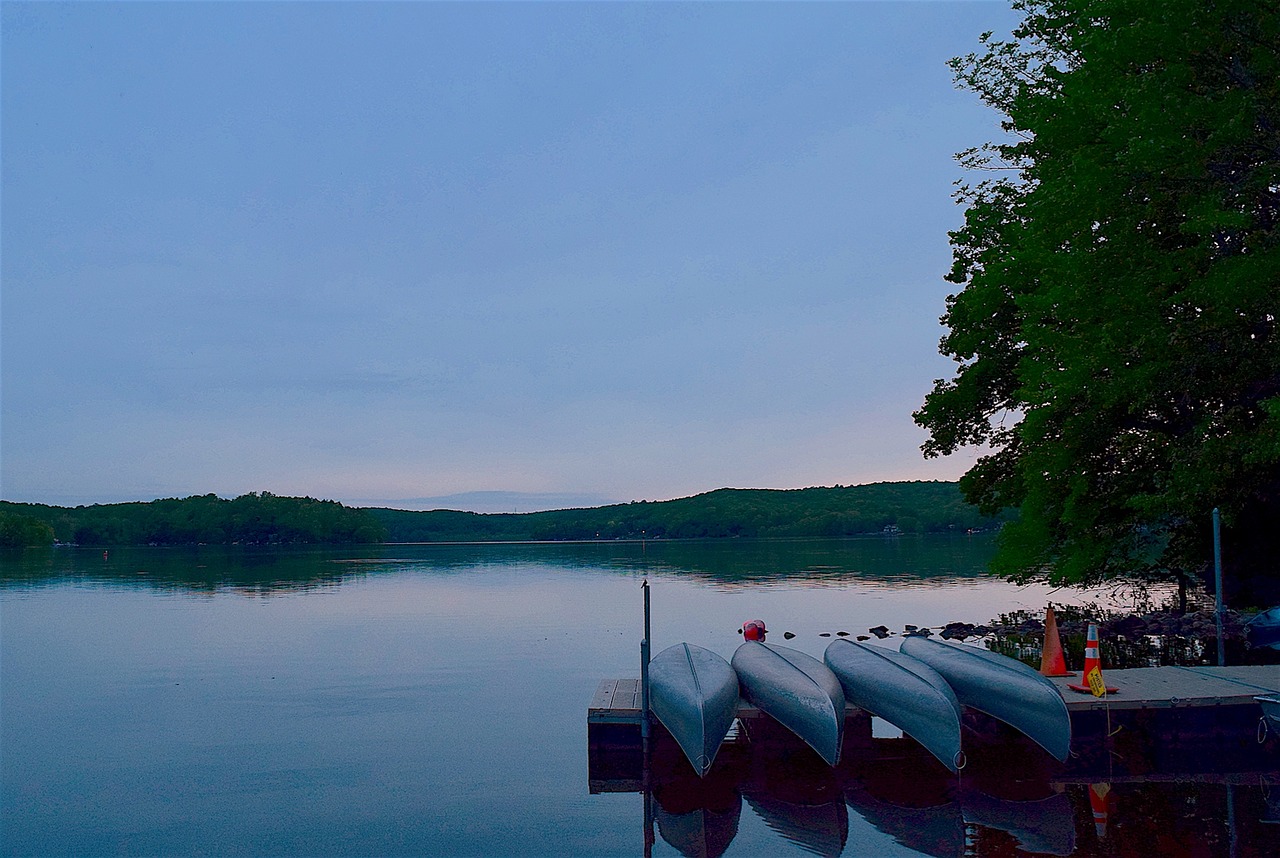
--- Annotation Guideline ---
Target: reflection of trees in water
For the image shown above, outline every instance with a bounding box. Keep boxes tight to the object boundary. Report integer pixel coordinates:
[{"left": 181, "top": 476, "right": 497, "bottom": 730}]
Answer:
[
  {"left": 408, "top": 535, "right": 998, "bottom": 588},
  {"left": 1, "top": 536, "right": 998, "bottom": 594},
  {"left": 627, "top": 535, "right": 998, "bottom": 589},
  {"left": 1, "top": 545, "right": 364, "bottom": 595}
]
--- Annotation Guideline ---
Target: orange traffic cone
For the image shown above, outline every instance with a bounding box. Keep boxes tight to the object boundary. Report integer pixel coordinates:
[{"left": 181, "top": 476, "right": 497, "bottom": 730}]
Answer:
[
  {"left": 1069, "top": 623, "right": 1118, "bottom": 695},
  {"left": 1039, "top": 607, "right": 1075, "bottom": 676},
  {"left": 1088, "top": 782, "right": 1111, "bottom": 839}
]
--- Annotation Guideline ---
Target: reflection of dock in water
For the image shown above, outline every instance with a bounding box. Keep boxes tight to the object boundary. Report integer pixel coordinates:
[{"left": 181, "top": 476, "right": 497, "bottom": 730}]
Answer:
[
  {"left": 595, "top": 734, "right": 1280, "bottom": 858},
  {"left": 590, "top": 667, "right": 1280, "bottom": 856}
]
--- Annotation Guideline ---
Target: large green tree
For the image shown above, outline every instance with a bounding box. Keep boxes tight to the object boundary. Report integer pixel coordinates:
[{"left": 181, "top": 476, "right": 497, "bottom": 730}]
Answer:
[
  {"left": 916, "top": 0, "right": 1280, "bottom": 597},
  {"left": 0, "top": 511, "right": 55, "bottom": 547}
]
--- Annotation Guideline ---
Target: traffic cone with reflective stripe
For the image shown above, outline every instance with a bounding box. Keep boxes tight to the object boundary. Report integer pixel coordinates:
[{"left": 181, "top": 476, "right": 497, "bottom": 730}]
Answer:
[
  {"left": 1088, "top": 782, "right": 1111, "bottom": 839},
  {"left": 1039, "top": 606, "right": 1075, "bottom": 676},
  {"left": 1069, "top": 623, "right": 1118, "bottom": 695}
]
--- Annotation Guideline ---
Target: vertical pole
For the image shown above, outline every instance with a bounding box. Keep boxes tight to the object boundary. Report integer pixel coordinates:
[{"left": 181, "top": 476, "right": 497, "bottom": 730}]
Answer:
[
  {"left": 640, "top": 578, "right": 653, "bottom": 857},
  {"left": 643, "top": 577, "right": 652, "bottom": 651},
  {"left": 1213, "top": 508, "right": 1225, "bottom": 667},
  {"left": 640, "top": 579, "right": 651, "bottom": 740}
]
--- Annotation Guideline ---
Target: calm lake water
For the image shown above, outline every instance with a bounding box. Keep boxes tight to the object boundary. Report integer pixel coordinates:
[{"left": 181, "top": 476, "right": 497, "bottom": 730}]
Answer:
[{"left": 3, "top": 537, "right": 1277, "bottom": 856}]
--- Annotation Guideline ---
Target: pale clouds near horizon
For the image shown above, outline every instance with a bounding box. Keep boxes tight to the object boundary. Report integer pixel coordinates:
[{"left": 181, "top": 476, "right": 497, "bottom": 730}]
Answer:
[{"left": 2, "top": 1, "right": 1012, "bottom": 508}]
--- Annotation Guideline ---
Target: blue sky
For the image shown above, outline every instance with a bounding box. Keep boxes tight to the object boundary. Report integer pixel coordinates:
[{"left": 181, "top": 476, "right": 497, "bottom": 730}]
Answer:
[{"left": 2, "top": 1, "right": 1016, "bottom": 511}]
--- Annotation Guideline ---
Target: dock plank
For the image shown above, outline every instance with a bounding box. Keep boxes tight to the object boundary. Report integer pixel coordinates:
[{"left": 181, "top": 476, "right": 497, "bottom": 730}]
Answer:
[
  {"left": 1048, "top": 665, "right": 1279, "bottom": 711},
  {"left": 613, "top": 679, "right": 641, "bottom": 712},
  {"left": 1180, "top": 665, "right": 1280, "bottom": 693},
  {"left": 588, "top": 678, "right": 644, "bottom": 724},
  {"left": 589, "top": 679, "right": 617, "bottom": 712}
]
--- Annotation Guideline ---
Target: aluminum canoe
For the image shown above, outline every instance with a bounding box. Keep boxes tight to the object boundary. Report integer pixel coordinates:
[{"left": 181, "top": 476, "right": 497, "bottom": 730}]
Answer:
[
  {"left": 731, "top": 641, "right": 845, "bottom": 766},
  {"left": 824, "top": 638, "right": 964, "bottom": 772},
  {"left": 1246, "top": 606, "right": 1280, "bottom": 649},
  {"left": 649, "top": 643, "right": 740, "bottom": 777},
  {"left": 1257, "top": 695, "right": 1280, "bottom": 731},
  {"left": 899, "top": 635, "right": 1071, "bottom": 762}
]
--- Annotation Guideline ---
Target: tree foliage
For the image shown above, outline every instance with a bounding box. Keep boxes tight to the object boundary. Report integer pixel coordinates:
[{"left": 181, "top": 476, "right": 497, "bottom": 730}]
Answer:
[
  {"left": 370, "top": 482, "right": 1005, "bottom": 543},
  {"left": 0, "top": 510, "right": 55, "bottom": 547},
  {"left": 2, "top": 483, "right": 1000, "bottom": 547},
  {"left": 915, "top": 0, "right": 1280, "bottom": 595},
  {"left": 1, "top": 493, "right": 386, "bottom": 546}
]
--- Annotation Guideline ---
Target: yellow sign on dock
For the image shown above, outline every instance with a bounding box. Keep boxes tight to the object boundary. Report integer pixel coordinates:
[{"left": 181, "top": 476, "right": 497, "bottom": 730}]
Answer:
[{"left": 1087, "top": 665, "right": 1107, "bottom": 697}]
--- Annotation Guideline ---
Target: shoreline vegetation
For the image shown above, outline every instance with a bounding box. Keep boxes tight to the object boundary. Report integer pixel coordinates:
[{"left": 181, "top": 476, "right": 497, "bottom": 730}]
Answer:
[
  {"left": 961, "top": 603, "right": 1278, "bottom": 669},
  {"left": 0, "top": 481, "right": 1005, "bottom": 548},
  {"left": 802, "top": 604, "right": 1276, "bottom": 668}
]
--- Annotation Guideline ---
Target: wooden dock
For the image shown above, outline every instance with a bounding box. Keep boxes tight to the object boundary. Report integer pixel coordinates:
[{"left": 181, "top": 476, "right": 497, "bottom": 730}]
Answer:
[
  {"left": 589, "top": 665, "right": 1280, "bottom": 727},
  {"left": 1047, "top": 665, "right": 1279, "bottom": 711}
]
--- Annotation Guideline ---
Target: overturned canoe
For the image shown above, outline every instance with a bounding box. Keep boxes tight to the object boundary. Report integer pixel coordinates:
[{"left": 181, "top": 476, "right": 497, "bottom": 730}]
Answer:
[
  {"left": 1246, "top": 606, "right": 1280, "bottom": 650},
  {"left": 824, "top": 639, "right": 964, "bottom": 772},
  {"left": 1258, "top": 695, "right": 1280, "bottom": 735},
  {"left": 899, "top": 636, "right": 1071, "bottom": 762},
  {"left": 732, "top": 642, "right": 845, "bottom": 766},
  {"left": 649, "top": 643, "right": 740, "bottom": 777}
]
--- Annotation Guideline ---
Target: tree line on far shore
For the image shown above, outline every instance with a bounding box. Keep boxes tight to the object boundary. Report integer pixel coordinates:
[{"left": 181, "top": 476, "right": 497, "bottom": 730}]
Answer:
[
  {"left": 1, "top": 481, "right": 1004, "bottom": 547},
  {"left": 368, "top": 481, "right": 1004, "bottom": 542},
  {"left": 0, "top": 493, "right": 386, "bottom": 547}
]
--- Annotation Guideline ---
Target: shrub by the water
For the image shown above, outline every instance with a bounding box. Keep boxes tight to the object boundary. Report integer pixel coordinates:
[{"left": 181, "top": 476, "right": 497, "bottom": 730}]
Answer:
[{"left": 981, "top": 603, "right": 1277, "bottom": 669}]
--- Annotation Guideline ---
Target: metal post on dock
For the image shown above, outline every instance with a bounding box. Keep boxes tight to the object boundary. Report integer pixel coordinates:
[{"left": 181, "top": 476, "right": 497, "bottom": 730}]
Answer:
[
  {"left": 1213, "top": 508, "right": 1225, "bottom": 667},
  {"left": 640, "top": 578, "right": 651, "bottom": 741},
  {"left": 640, "top": 578, "right": 653, "bottom": 857}
]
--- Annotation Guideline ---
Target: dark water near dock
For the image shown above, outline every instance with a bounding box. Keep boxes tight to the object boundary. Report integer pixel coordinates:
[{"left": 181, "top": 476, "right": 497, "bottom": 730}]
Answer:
[{"left": 3, "top": 537, "right": 1277, "bottom": 856}]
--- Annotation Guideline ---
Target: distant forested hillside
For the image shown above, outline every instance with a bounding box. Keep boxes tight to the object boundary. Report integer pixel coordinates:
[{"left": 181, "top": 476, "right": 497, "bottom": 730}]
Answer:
[
  {"left": 1, "top": 493, "right": 386, "bottom": 546},
  {"left": 0, "top": 482, "right": 1005, "bottom": 547},
  {"left": 368, "top": 481, "right": 1006, "bottom": 543}
]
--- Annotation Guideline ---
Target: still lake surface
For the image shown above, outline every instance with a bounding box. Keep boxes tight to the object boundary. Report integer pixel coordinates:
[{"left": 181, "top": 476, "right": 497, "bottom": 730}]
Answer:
[{"left": 3, "top": 536, "right": 1276, "bottom": 857}]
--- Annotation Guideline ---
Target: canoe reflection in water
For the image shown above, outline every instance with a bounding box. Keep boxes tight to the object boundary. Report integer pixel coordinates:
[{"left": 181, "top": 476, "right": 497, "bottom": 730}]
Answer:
[
  {"left": 649, "top": 745, "right": 848, "bottom": 858},
  {"left": 648, "top": 742, "right": 745, "bottom": 858},
  {"left": 653, "top": 779, "right": 741, "bottom": 858},
  {"left": 741, "top": 754, "right": 848, "bottom": 858},
  {"left": 845, "top": 747, "right": 1076, "bottom": 857},
  {"left": 596, "top": 725, "right": 1280, "bottom": 856}
]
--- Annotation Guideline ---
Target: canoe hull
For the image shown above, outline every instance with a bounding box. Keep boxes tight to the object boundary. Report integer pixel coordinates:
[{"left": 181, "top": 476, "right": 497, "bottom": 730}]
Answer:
[
  {"left": 1258, "top": 695, "right": 1280, "bottom": 729},
  {"left": 732, "top": 642, "right": 845, "bottom": 766},
  {"left": 900, "top": 636, "right": 1071, "bottom": 762},
  {"left": 824, "top": 639, "right": 963, "bottom": 772},
  {"left": 649, "top": 643, "right": 740, "bottom": 777},
  {"left": 1246, "top": 607, "right": 1280, "bottom": 649}
]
